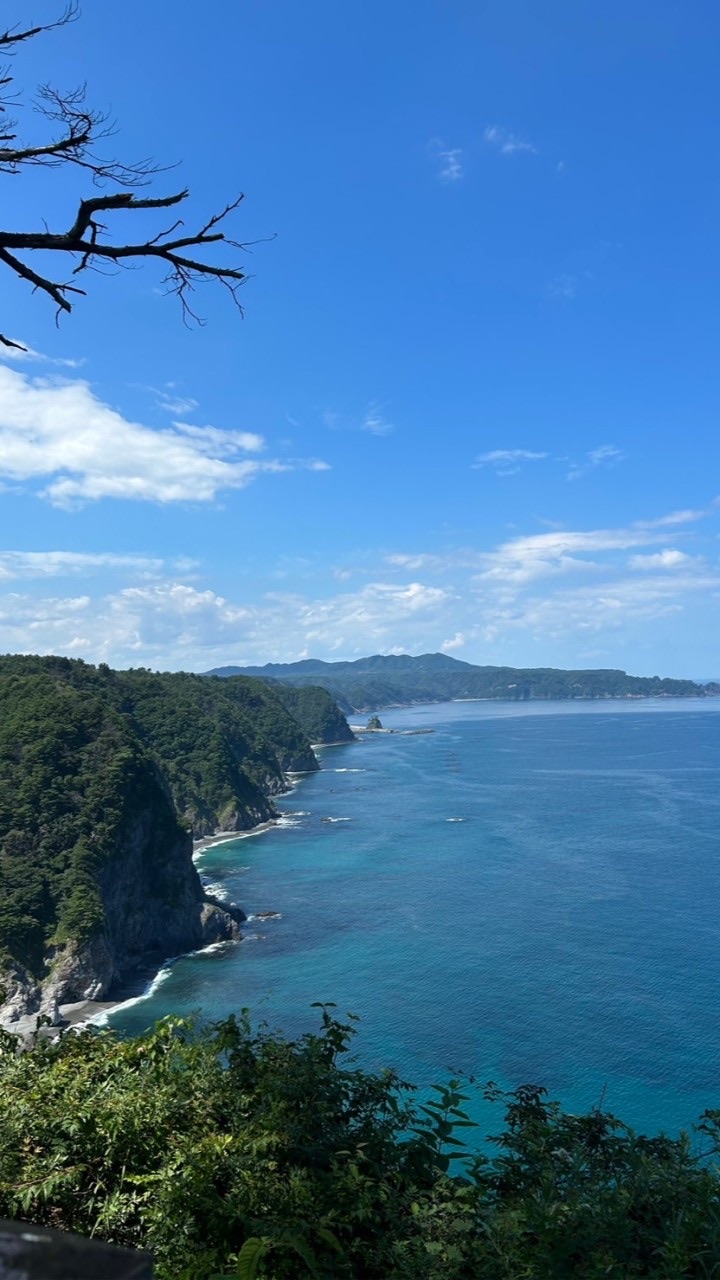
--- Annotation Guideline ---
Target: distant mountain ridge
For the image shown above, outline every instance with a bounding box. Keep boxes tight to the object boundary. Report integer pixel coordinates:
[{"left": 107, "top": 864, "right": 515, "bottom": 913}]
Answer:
[
  {"left": 212, "top": 652, "right": 476, "bottom": 678},
  {"left": 206, "top": 653, "right": 720, "bottom": 714}
]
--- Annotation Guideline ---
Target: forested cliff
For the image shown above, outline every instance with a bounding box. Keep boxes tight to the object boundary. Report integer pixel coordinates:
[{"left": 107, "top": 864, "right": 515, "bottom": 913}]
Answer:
[{"left": 0, "top": 656, "right": 353, "bottom": 1026}]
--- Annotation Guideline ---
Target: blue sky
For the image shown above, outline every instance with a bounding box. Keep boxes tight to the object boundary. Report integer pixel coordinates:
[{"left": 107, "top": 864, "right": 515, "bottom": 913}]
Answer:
[{"left": 0, "top": 0, "right": 718, "bottom": 677}]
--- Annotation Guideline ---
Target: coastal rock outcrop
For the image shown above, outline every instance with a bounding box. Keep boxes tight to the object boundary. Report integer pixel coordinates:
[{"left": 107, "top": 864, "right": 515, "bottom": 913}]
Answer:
[
  {"left": 0, "top": 783, "right": 246, "bottom": 1027},
  {"left": 0, "top": 657, "right": 349, "bottom": 1029}
]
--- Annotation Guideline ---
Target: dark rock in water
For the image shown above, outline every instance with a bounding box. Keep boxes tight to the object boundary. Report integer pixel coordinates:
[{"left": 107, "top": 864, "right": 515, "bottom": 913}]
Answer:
[
  {"left": 254, "top": 910, "right": 281, "bottom": 920},
  {"left": 199, "top": 902, "right": 243, "bottom": 944}
]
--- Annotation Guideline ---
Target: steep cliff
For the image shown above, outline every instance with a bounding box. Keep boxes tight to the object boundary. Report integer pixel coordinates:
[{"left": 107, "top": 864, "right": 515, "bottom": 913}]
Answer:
[
  {"left": 266, "top": 683, "right": 356, "bottom": 744},
  {"left": 0, "top": 671, "right": 246, "bottom": 1025},
  {"left": 0, "top": 657, "right": 353, "bottom": 1026}
]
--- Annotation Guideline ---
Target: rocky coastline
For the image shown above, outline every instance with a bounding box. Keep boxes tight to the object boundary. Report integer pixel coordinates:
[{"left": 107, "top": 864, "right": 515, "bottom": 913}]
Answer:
[
  {"left": 0, "top": 810, "right": 247, "bottom": 1034},
  {"left": 0, "top": 657, "right": 360, "bottom": 1038}
]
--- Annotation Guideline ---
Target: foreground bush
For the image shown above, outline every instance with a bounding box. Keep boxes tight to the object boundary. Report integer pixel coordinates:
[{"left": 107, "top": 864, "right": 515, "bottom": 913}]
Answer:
[{"left": 1, "top": 1009, "right": 720, "bottom": 1277}]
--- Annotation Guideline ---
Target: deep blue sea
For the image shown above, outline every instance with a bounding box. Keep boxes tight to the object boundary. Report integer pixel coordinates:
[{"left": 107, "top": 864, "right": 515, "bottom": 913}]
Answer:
[{"left": 107, "top": 699, "right": 720, "bottom": 1139}]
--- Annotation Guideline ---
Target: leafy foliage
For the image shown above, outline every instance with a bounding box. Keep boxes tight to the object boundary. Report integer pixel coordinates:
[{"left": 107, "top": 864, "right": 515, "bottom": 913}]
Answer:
[{"left": 1, "top": 1010, "right": 720, "bottom": 1278}]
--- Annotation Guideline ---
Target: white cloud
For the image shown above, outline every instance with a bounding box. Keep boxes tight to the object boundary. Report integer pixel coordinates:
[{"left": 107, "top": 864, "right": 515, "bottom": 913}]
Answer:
[
  {"left": 472, "top": 445, "right": 626, "bottom": 482},
  {"left": 429, "top": 139, "right": 464, "bottom": 182},
  {"left": 567, "top": 444, "right": 625, "bottom": 481},
  {"left": 439, "top": 149, "right": 463, "bottom": 181},
  {"left": 0, "top": 342, "right": 83, "bottom": 369},
  {"left": 171, "top": 422, "right": 265, "bottom": 455},
  {"left": 473, "top": 449, "right": 548, "bottom": 474},
  {"left": 324, "top": 404, "right": 393, "bottom": 436},
  {"left": 483, "top": 125, "right": 537, "bottom": 156},
  {"left": 0, "top": 551, "right": 170, "bottom": 580},
  {"left": 0, "top": 365, "right": 328, "bottom": 507},
  {"left": 474, "top": 525, "right": 666, "bottom": 586},
  {"left": 1, "top": 504, "right": 717, "bottom": 670},
  {"left": 154, "top": 388, "right": 199, "bottom": 416},
  {"left": 638, "top": 503, "right": 718, "bottom": 529},
  {"left": 362, "top": 405, "right": 394, "bottom": 435},
  {"left": 486, "top": 573, "right": 719, "bottom": 641},
  {"left": 588, "top": 445, "right": 624, "bottom": 465},
  {"left": 627, "top": 549, "right": 695, "bottom": 571},
  {"left": 0, "top": 577, "right": 452, "bottom": 669},
  {"left": 0, "top": 551, "right": 201, "bottom": 581}
]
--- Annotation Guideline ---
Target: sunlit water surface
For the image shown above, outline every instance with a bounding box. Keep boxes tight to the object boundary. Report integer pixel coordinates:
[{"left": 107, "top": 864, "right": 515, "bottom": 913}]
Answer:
[{"left": 108, "top": 698, "right": 720, "bottom": 1138}]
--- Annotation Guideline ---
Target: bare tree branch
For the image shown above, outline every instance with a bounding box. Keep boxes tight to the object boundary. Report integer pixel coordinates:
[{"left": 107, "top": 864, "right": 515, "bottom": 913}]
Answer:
[
  {"left": 0, "top": 332, "right": 24, "bottom": 350},
  {"left": 0, "top": 5, "right": 253, "bottom": 345}
]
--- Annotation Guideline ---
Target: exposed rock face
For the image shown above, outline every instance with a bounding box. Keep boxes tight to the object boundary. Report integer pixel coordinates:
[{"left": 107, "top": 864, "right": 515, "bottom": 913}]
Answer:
[
  {"left": 0, "top": 658, "right": 347, "bottom": 1031},
  {"left": 0, "top": 783, "right": 246, "bottom": 1028},
  {"left": 0, "top": 961, "right": 41, "bottom": 1025}
]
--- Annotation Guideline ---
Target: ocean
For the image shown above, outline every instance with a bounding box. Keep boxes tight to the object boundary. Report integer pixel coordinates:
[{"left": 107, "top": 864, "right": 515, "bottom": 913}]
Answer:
[{"left": 107, "top": 698, "right": 720, "bottom": 1139}]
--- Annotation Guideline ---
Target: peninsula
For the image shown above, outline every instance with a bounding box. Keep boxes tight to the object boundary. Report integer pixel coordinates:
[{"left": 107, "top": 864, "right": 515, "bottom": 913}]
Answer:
[{"left": 206, "top": 652, "right": 719, "bottom": 714}]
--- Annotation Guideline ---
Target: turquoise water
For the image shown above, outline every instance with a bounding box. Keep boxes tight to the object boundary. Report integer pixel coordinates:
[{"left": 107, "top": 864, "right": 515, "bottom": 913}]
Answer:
[{"left": 108, "top": 699, "right": 720, "bottom": 1137}]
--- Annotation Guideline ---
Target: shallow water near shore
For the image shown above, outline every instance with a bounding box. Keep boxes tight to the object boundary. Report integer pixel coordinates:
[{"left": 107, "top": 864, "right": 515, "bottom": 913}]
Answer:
[{"left": 108, "top": 698, "right": 720, "bottom": 1138}]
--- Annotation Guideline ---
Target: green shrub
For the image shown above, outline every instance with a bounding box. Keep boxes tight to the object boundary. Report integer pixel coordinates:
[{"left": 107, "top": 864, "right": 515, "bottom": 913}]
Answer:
[{"left": 1, "top": 1009, "right": 720, "bottom": 1278}]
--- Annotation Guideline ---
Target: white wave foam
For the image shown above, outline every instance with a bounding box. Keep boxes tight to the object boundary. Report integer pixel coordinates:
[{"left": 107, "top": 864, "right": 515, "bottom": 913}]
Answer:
[
  {"left": 324, "top": 816, "right": 351, "bottom": 823},
  {"left": 87, "top": 963, "right": 174, "bottom": 1026},
  {"left": 87, "top": 940, "right": 235, "bottom": 1027},
  {"left": 446, "top": 817, "right": 465, "bottom": 822},
  {"left": 333, "top": 768, "right": 365, "bottom": 773},
  {"left": 201, "top": 879, "right": 230, "bottom": 901}
]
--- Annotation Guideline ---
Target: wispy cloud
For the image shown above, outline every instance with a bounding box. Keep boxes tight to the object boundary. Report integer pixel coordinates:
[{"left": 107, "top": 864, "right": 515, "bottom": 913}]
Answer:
[
  {"left": 472, "top": 444, "right": 627, "bottom": 484},
  {"left": 154, "top": 386, "right": 199, "bottom": 416},
  {"left": 473, "top": 448, "right": 549, "bottom": 475},
  {"left": 383, "top": 518, "right": 706, "bottom": 587},
  {"left": 0, "top": 551, "right": 175, "bottom": 580},
  {"left": 549, "top": 274, "right": 580, "bottom": 300},
  {"left": 324, "top": 403, "right": 394, "bottom": 436},
  {"left": 0, "top": 341, "right": 83, "bottom": 369},
  {"left": 0, "top": 365, "right": 329, "bottom": 508},
  {"left": 567, "top": 444, "right": 625, "bottom": 481},
  {"left": 362, "top": 404, "right": 394, "bottom": 435},
  {"left": 171, "top": 422, "right": 265, "bottom": 455},
  {"left": 483, "top": 125, "right": 537, "bottom": 156},
  {"left": 0, "top": 503, "right": 716, "bottom": 670},
  {"left": 429, "top": 138, "right": 464, "bottom": 182},
  {"left": 473, "top": 525, "right": 665, "bottom": 586},
  {"left": 637, "top": 501, "right": 719, "bottom": 529}
]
